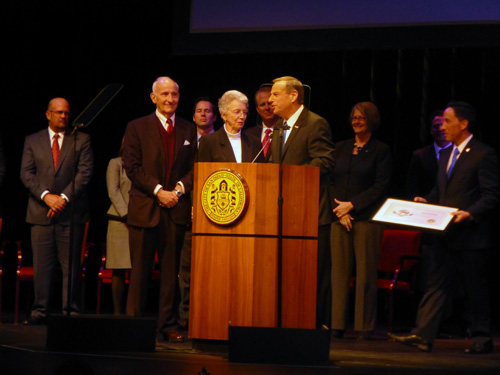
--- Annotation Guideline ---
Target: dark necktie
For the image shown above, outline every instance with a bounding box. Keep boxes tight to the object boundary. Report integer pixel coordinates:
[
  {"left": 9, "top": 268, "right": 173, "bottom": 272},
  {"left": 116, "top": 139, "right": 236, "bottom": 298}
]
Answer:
[
  {"left": 263, "top": 128, "right": 272, "bottom": 157},
  {"left": 447, "top": 147, "right": 459, "bottom": 178},
  {"left": 166, "top": 118, "right": 173, "bottom": 134},
  {"left": 52, "top": 134, "right": 60, "bottom": 170}
]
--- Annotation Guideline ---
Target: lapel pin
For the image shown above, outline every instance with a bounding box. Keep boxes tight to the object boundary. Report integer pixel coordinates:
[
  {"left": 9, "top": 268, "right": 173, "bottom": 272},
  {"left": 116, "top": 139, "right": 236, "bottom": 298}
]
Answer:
[{"left": 465, "top": 148, "right": 470, "bottom": 152}]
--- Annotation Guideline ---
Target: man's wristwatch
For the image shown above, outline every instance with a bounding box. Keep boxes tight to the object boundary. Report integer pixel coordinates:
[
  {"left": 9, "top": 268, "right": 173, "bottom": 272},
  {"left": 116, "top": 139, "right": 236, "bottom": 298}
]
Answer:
[{"left": 174, "top": 189, "right": 182, "bottom": 198}]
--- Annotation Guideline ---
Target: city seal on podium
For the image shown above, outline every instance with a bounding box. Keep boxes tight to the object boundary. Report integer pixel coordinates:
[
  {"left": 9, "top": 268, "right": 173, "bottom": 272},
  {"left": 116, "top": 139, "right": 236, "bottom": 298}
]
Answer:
[{"left": 201, "top": 168, "right": 249, "bottom": 225}]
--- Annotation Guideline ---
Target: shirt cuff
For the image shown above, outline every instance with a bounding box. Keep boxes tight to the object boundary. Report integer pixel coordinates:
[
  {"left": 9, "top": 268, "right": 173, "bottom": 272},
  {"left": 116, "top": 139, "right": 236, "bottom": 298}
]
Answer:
[{"left": 41, "top": 190, "right": 49, "bottom": 200}]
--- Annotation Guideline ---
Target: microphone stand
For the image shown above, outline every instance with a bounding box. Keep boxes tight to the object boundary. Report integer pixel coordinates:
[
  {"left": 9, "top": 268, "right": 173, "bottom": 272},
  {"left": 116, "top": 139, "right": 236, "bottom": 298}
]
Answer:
[
  {"left": 275, "top": 122, "right": 289, "bottom": 328},
  {"left": 251, "top": 132, "right": 273, "bottom": 163}
]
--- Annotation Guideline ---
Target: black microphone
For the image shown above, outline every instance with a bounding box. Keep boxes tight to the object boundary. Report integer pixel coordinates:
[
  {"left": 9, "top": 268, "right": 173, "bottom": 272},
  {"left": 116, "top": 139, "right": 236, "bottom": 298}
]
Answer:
[{"left": 251, "top": 131, "right": 273, "bottom": 163}]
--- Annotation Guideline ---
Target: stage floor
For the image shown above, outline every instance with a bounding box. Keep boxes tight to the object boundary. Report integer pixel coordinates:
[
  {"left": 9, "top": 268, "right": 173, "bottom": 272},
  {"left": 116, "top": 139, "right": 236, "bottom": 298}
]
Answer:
[{"left": 1, "top": 319, "right": 499, "bottom": 375}]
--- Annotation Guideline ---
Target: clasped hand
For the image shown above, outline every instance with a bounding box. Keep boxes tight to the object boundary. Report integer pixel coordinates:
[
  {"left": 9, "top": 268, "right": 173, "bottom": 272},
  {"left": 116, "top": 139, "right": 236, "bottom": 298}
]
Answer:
[
  {"left": 44, "top": 193, "right": 67, "bottom": 218},
  {"left": 157, "top": 189, "right": 178, "bottom": 208}
]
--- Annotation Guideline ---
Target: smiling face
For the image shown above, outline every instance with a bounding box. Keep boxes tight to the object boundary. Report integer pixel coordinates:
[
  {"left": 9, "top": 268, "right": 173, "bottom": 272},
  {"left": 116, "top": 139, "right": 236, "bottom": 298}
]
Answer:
[
  {"left": 255, "top": 89, "right": 278, "bottom": 126},
  {"left": 222, "top": 100, "right": 248, "bottom": 134},
  {"left": 150, "top": 78, "right": 179, "bottom": 118},
  {"left": 351, "top": 109, "right": 370, "bottom": 136}
]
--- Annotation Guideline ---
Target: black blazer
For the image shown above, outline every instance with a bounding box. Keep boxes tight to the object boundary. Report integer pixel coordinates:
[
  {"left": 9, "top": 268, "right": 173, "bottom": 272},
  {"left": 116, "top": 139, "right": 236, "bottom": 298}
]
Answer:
[
  {"left": 197, "top": 126, "right": 263, "bottom": 163},
  {"left": 269, "top": 108, "right": 335, "bottom": 225},
  {"left": 328, "top": 136, "right": 392, "bottom": 221},
  {"left": 426, "top": 137, "right": 500, "bottom": 250},
  {"left": 244, "top": 124, "right": 272, "bottom": 162}
]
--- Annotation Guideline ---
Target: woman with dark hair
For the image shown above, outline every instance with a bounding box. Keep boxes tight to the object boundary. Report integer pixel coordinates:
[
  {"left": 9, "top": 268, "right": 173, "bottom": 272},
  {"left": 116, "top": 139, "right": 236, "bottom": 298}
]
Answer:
[
  {"left": 329, "top": 102, "right": 392, "bottom": 339},
  {"left": 105, "top": 138, "right": 132, "bottom": 314}
]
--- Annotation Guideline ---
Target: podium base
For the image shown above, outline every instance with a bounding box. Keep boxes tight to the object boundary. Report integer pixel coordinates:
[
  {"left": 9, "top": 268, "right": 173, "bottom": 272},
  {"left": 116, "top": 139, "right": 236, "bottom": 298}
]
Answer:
[
  {"left": 228, "top": 326, "right": 330, "bottom": 366},
  {"left": 46, "top": 314, "right": 156, "bottom": 352}
]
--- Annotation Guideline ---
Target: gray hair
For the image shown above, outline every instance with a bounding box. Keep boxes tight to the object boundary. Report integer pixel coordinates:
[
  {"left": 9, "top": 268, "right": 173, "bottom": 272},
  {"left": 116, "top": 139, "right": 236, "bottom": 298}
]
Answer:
[{"left": 218, "top": 90, "right": 248, "bottom": 115}]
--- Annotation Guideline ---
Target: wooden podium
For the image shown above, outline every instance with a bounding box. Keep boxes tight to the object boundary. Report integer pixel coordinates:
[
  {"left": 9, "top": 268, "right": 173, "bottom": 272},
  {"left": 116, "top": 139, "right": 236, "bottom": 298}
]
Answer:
[{"left": 189, "top": 162, "right": 320, "bottom": 341}]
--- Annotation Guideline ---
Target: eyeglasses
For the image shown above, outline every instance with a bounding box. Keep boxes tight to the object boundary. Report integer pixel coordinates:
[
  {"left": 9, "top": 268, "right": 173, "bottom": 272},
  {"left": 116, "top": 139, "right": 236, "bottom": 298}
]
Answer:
[
  {"left": 231, "top": 109, "right": 249, "bottom": 117},
  {"left": 50, "top": 111, "right": 70, "bottom": 117},
  {"left": 352, "top": 116, "right": 365, "bottom": 121}
]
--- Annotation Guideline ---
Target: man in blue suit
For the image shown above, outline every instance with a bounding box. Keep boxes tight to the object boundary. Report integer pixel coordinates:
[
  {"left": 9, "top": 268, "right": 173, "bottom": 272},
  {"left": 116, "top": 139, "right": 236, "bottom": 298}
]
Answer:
[
  {"left": 390, "top": 102, "right": 499, "bottom": 354},
  {"left": 20, "top": 97, "right": 93, "bottom": 324}
]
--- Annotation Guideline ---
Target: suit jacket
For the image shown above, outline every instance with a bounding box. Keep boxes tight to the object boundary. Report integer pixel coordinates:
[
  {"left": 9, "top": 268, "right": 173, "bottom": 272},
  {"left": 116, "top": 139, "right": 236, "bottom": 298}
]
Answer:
[
  {"left": 426, "top": 137, "right": 500, "bottom": 250},
  {"left": 123, "top": 113, "right": 197, "bottom": 227},
  {"left": 245, "top": 124, "right": 272, "bottom": 162},
  {"left": 269, "top": 108, "right": 335, "bottom": 225},
  {"left": 406, "top": 144, "right": 440, "bottom": 199},
  {"left": 106, "top": 157, "right": 131, "bottom": 218},
  {"left": 328, "top": 137, "right": 392, "bottom": 221},
  {"left": 20, "top": 128, "right": 93, "bottom": 225},
  {"left": 197, "top": 126, "right": 263, "bottom": 163}
]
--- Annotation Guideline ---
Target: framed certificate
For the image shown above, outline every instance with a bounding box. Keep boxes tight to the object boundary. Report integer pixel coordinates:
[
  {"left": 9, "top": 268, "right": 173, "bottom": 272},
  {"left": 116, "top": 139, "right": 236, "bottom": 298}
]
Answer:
[{"left": 372, "top": 198, "right": 458, "bottom": 231}]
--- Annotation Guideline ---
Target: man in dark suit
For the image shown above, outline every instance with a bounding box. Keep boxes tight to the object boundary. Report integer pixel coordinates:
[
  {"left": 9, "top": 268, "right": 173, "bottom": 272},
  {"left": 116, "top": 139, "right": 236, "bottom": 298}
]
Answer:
[
  {"left": 20, "top": 97, "right": 93, "bottom": 324},
  {"left": 390, "top": 102, "right": 499, "bottom": 354},
  {"left": 268, "top": 76, "right": 335, "bottom": 328},
  {"left": 406, "top": 110, "right": 450, "bottom": 199},
  {"left": 245, "top": 86, "right": 279, "bottom": 161},
  {"left": 123, "top": 77, "right": 197, "bottom": 342}
]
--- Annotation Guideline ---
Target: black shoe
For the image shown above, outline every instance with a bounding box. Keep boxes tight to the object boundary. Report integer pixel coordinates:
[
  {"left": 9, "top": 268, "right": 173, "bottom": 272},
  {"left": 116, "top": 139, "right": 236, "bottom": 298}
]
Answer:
[
  {"left": 331, "top": 329, "right": 345, "bottom": 339},
  {"left": 178, "top": 319, "right": 188, "bottom": 331},
  {"left": 357, "top": 331, "right": 373, "bottom": 340},
  {"left": 23, "top": 316, "right": 46, "bottom": 326},
  {"left": 388, "top": 333, "right": 433, "bottom": 352},
  {"left": 465, "top": 340, "right": 494, "bottom": 354}
]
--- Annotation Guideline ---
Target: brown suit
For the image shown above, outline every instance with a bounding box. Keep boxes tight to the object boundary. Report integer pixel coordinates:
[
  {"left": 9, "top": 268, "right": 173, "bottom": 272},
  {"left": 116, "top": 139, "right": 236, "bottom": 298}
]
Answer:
[{"left": 123, "top": 112, "right": 197, "bottom": 334}]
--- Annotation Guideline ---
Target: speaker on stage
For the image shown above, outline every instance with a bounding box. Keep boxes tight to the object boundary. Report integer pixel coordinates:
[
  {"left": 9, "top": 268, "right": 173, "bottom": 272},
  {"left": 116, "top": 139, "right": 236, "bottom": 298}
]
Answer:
[
  {"left": 46, "top": 314, "right": 156, "bottom": 352},
  {"left": 228, "top": 326, "right": 330, "bottom": 366}
]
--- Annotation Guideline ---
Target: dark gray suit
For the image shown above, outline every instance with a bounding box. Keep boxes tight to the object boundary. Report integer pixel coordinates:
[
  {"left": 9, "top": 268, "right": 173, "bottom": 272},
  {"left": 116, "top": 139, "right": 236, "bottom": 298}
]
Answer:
[
  {"left": 414, "top": 137, "right": 499, "bottom": 343},
  {"left": 269, "top": 107, "right": 335, "bottom": 328},
  {"left": 20, "top": 128, "right": 93, "bottom": 318}
]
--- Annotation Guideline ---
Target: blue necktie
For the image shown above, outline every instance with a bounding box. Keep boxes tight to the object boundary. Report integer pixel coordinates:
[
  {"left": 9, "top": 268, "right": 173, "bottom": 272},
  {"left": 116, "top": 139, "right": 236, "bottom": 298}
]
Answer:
[{"left": 447, "top": 148, "right": 459, "bottom": 178}]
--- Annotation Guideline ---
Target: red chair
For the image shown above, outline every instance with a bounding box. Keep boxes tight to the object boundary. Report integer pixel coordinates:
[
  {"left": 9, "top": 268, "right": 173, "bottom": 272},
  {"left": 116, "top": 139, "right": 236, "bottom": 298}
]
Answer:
[
  {"left": 14, "top": 221, "right": 91, "bottom": 323},
  {"left": 377, "top": 229, "right": 422, "bottom": 333}
]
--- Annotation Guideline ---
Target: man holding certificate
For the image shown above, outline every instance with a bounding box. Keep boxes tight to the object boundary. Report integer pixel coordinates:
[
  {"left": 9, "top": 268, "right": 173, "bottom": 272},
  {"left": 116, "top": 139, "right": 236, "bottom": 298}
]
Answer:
[{"left": 390, "top": 102, "right": 499, "bottom": 354}]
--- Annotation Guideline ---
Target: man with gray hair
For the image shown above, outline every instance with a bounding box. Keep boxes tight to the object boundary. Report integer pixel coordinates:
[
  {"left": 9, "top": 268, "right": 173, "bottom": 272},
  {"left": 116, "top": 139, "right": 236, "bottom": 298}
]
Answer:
[{"left": 123, "top": 76, "right": 197, "bottom": 343}]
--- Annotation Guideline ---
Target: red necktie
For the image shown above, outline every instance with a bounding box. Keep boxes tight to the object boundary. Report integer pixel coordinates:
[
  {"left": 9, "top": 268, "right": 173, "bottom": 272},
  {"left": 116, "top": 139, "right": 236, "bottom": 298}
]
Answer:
[
  {"left": 52, "top": 134, "right": 60, "bottom": 169},
  {"left": 166, "top": 119, "right": 173, "bottom": 134},
  {"left": 263, "top": 128, "right": 272, "bottom": 157}
]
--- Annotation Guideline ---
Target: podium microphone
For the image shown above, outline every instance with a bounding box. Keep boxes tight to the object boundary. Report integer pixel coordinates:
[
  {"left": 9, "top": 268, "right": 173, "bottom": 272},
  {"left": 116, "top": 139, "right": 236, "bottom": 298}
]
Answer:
[{"left": 252, "top": 131, "right": 273, "bottom": 163}]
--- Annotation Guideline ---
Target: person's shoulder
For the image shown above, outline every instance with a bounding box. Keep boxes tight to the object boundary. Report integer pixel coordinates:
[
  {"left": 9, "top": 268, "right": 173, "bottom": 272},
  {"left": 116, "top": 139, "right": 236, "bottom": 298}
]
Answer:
[
  {"left": 470, "top": 137, "right": 495, "bottom": 152},
  {"left": 26, "top": 128, "right": 47, "bottom": 139},
  {"left": 175, "top": 116, "right": 194, "bottom": 127},
  {"left": 128, "top": 112, "right": 157, "bottom": 127}
]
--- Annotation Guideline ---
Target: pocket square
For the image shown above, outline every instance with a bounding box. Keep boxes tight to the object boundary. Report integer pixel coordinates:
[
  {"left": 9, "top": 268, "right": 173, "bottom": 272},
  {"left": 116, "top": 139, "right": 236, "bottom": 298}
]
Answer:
[{"left": 183, "top": 140, "right": 191, "bottom": 146}]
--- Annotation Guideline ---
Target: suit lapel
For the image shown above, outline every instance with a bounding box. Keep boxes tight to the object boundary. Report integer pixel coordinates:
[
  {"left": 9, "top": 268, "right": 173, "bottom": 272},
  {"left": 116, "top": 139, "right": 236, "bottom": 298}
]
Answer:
[
  {"left": 282, "top": 108, "right": 307, "bottom": 158},
  {"left": 56, "top": 130, "right": 74, "bottom": 174}
]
